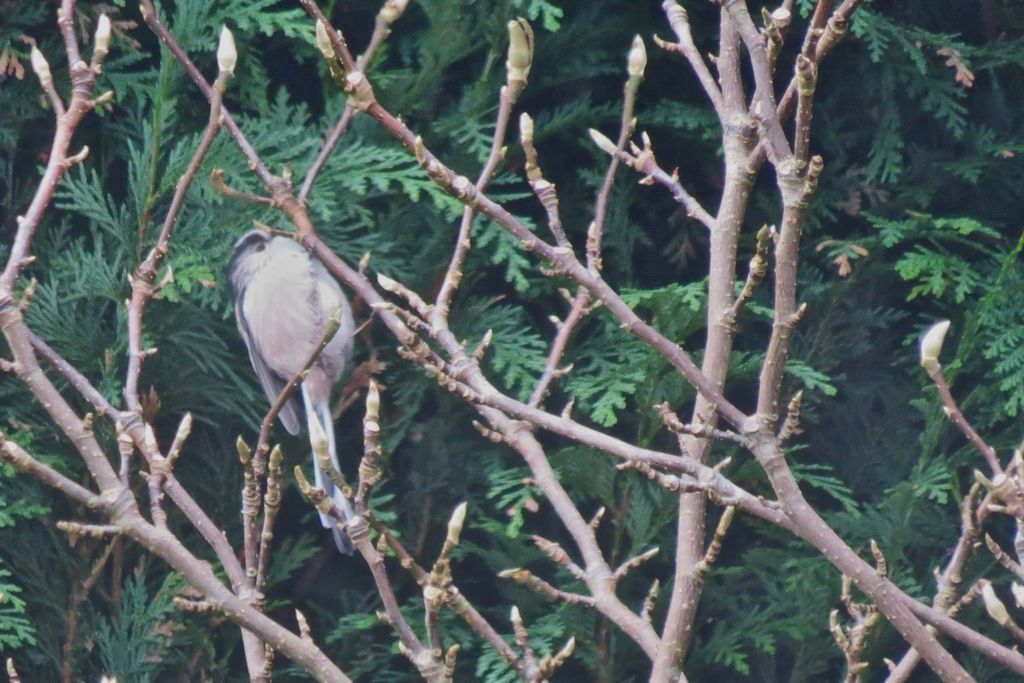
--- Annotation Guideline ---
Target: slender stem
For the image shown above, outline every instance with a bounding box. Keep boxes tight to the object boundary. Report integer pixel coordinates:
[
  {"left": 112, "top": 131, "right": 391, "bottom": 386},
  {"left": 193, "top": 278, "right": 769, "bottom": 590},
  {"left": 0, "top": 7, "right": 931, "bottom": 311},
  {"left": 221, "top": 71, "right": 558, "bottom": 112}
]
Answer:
[
  {"left": 254, "top": 311, "right": 343, "bottom": 473},
  {"left": 372, "top": 518, "right": 537, "bottom": 679},
  {"left": 746, "top": 0, "right": 864, "bottom": 168},
  {"left": 299, "top": 107, "right": 355, "bottom": 203},
  {"left": 28, "top": 324, "right": 264, "bottom": 672},
  {"left": 527, "top": 289, "right": 590, "bottom": 408},
  {"left": 0, "top": 439, "right": 102, "bottom": 507},
  {"left": 886, "top": 488, "right": 984, "bottom": 683},
  {"left": 299, "top": 0, "right": 408, "bottom": 203},
  {"left": 590, "top": 64, "right": 641, "bottom": 273},
  {"left": 2, "top": 2, "right": 101, "bottom": 292},
  {"left": 124, "top": 72, "right": 225, "bottom": 408},
  {"left": 752, "top": 434, "right": 975, "bottom": 682},
  {"left": 434, "top": 80, "right": 520, "bottom": 321},
  {"left": 608, "top": 144, "right": 716, "bottom": 231},
  {"left": 660, "top": 1, "right": 726, "bottom": 118},
  {"left": 924, "top": 364, "right": 1002, "bottom": 473},
  {"left": 722, "top": 0, "right": 792, "bottom": 163}
]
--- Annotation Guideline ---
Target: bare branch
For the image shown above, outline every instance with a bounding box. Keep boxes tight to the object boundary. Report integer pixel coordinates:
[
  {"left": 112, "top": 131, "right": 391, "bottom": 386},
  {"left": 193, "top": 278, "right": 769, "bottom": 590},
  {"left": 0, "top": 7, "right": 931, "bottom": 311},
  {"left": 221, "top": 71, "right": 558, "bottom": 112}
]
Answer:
[
  {"left": 254, "top": 446, "right": 284, "bottom": 597},
  {"left": 732, "top": 225, "right": 772, "bottom": 319},
  {"left": 434, "top": 21, "right": 531, "bottom": 321},
  {"left": 591, "top": 130, "right": 716, "bottom": 231},
  {"left": 886, "top": 486, "right": 984, "bottom": 683},
  {"left": 210, "top": 169, "right": 275, "bottom": 207},
  {"left": 922, "top": 350, "right": 1003, "bottom": 475},
  {"left": 0, "top": 437, "right": 103, "bottom": 508},
  {"left": 532, "top": 535, "right": 586, "bottom": 581},
  {"left": 3, "top": 2, "right": 107, "bottom": 293},
  {"left": 590, "top": 35, "right": 646, "bottom": 273},
  {"left": 986, "top": 534, "right": 1024, "bottom": 583},
  {"left": 499, "top": 568, "right": 596, "bottom": 607},
  {"left": 370, "top": 518, "right": 538, "bottom": 680},
  {"left": 298, "top": 0, "right": 410, "bottom": 202},
  {"left": 510, "top": 607, "right": 541, "bottom": 679},
  {"left": 659, "top": 1, "right": 726, "bottom": 117},
  {"left": 613, "top": 548, "right": 660, "bottom": 584},
  {"left": 124, "top": 64, "right": 228, "bottom": 410}
]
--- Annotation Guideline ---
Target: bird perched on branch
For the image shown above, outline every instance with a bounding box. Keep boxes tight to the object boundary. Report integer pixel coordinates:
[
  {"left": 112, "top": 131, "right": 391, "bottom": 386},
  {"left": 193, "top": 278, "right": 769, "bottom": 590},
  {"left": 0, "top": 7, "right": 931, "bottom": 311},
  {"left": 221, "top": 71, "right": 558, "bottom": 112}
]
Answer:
[{"left": 227, "top": 229, "right": 355, "bottom": 553}]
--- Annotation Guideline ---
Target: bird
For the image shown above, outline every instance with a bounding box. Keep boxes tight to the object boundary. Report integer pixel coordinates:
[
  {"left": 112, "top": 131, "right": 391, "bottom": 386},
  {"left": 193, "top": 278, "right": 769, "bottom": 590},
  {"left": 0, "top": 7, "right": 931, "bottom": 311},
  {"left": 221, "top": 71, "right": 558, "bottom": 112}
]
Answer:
[{"left": 227, "top": 229, "right": 355, "bottom": 553}]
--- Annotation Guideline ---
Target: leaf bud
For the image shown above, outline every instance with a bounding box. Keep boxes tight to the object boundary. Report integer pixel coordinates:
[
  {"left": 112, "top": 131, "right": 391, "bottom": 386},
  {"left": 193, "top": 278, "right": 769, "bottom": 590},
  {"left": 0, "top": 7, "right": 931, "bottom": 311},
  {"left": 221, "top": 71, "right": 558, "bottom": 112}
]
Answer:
[
  {"left": 376, "top": 273, "right": 399, "bottom": 293},
  {"left": 315, "top": 20, "right": 335, "bottom": 59},
  {"left": 588, "top": 128, "right": 618, "bottom": 156},
  {"left": 627, "top": 34, "right": 647, "bottom": 79},
  {"left": 506, "top": 18, "right": 533, "bottom": 85},
  {"left": 519, "top": 112, "right": 534, "bottom": 144},
  {"left": 919, "top": 320, "right": 950, "bottom": 368},
  {"left": 308, "top": 412, "right": 328, "bottom": 453},
  {"left": 982, "top": 581, "right": 1011, "bottom": 626},
  {"left": 380, "top": 0, "right": 410, "bottom": 24},
  {"left": 94, "top": 14, "right": 112, "bottom": 61},
  {"left": 366, "top": 379, "right": 380, "bottom": 416},
  {"left": 217, "top": 26, "right": 237, "bottom": 76},
  {"left": 30, "top": 45, "right": 52, "bottom": 85},
  {"left": 1012, "top": 583, "right": 1024, "bottom": 609},
  {"left": 446, "top": 501, "right": 467, "bottom": 545}
]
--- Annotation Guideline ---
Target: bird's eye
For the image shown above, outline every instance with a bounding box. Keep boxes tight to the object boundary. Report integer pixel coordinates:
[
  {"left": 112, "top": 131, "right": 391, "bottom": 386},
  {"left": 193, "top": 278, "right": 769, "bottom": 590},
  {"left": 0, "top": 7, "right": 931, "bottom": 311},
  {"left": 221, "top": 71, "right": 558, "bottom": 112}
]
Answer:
[{"left": 253, "top": 242, "right": 266, "bottom": 252}]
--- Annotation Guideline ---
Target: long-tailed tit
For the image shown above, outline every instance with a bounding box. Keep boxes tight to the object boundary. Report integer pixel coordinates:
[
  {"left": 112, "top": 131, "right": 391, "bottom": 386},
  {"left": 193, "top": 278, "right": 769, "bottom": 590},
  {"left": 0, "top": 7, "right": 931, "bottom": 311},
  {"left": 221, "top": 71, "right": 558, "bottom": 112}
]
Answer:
[{"left": 227, "top": 229, "right": 355, "bottom": 553}]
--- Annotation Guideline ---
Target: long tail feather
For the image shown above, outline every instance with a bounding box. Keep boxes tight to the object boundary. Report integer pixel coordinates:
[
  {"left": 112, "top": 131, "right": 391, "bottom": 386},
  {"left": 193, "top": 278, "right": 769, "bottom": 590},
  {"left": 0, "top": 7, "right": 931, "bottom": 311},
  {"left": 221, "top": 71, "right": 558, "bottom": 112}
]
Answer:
[{"left": 303, "top": 386, "right": 355, "bottom": 554}]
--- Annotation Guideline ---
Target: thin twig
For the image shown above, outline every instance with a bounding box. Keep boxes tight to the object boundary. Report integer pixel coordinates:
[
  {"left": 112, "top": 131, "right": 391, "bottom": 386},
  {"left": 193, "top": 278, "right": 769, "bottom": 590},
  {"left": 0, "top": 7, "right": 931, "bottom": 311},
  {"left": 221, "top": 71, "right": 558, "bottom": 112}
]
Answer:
[
  {"left": 124, "top": 67, "right": 228, "bottom": 408},
  {"left": 432, "top": 21, "right": 529, "bottom": 322},
  {"left": 923, "top": 362, "right": 1002, "bottom": 474},
  {"left": 1, "top": 0, "right": 105, "bottom": 293},
  {"left": 254, "top": 446, "right": 284, "bottom": 599},
  {"left": 369, "top": 517, "right": 537, "bottom": 679},
  {"left": 659, "top": 1, "right": 725, "bottom": 117},
  {"left": 210, "top": 169, "right": 275, "bottom": 207},
  {"left": 591, "top": 130, "right": 715, "bottom": 231},
  {"left": 298, "top": 0, "right": 410, "bottom": 203},
  {"left": 589, "top": 36, "right": 645, "bottom": 273}
]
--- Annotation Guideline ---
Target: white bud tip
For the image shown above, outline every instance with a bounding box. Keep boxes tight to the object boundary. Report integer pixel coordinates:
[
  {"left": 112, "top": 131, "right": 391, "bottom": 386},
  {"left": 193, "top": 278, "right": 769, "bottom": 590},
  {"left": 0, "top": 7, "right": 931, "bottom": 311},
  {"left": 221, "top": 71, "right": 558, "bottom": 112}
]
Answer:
[
  {"left": 315, "top": 20, "right": 335, "bottom": 59},
  {"left": 30, "top": 45, "right": 51, "bottom": 83},
  {"left": 380, "top": 0, "right": 411, "bottom": 22},
  {"left": 628, "top": 35, "right": 647, "bottom": 78},
  {"left": 1012, "top": 583, "right": 1024, "bottom": 609},
  {"left": 919, "top": 320, "right": 951, "bottom": 366},
  {"left": 519, "top": 112, "right": 534, "bottom": 141},
  {"left": 588, "top": 128, "right": 618, "bottom": 156},
  {"left": 450, "top": 501, "right": 467, "bottom": 530},
  {"left": 94, "top": 15, "right": 112, "bottom": 55},
  {"left": 982, "top": 581, "right": 1011, "bottom": 625},
  {"left": 506, "top": 18, "right": 533, "bottom": 82},
  {"left": 217, "top": 26, "right": 237, "bottom": 76},
  {"left": 376, "top": 273, "right": 398, "bottom": 291}
]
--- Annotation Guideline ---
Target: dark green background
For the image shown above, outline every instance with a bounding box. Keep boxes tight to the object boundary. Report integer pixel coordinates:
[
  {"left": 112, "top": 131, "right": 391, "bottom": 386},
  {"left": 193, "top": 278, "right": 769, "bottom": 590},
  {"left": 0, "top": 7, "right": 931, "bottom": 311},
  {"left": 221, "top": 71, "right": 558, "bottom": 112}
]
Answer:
[{"left": 2, "top": 1, "right": 1024, "bottom": 680}]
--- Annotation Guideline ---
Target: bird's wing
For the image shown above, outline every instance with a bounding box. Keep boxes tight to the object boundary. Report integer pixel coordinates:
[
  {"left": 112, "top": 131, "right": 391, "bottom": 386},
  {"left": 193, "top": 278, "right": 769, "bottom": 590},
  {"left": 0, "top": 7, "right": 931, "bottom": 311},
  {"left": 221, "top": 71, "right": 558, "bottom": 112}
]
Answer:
[{"left": 235, "top": 300, "right": 302, "bottom": 435}]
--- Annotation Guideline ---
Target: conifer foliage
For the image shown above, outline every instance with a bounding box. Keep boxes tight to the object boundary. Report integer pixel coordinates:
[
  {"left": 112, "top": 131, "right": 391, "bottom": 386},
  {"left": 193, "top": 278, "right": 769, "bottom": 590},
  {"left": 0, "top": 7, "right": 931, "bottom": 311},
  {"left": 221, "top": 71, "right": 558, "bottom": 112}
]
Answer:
[{"left": 3, "top": 1, "right": 1024, "bottom": 681}]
